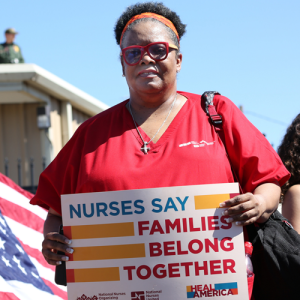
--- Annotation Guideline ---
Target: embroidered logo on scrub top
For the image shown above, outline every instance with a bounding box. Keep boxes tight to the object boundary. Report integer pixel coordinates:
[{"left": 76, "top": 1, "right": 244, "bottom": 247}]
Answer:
[{"left": 179, "top": 140, "right": 215, "bottom": 148}]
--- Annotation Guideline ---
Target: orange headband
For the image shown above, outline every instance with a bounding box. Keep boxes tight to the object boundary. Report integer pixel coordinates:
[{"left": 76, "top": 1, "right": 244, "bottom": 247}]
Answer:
[{"left": 120, "top": 12, "right": 180, "bottom": 47}]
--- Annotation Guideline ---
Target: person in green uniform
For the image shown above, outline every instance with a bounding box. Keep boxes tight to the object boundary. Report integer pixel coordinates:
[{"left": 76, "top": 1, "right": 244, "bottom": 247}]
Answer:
[{"left": 0, "top": 28, "right": 25, "bottom": 64}]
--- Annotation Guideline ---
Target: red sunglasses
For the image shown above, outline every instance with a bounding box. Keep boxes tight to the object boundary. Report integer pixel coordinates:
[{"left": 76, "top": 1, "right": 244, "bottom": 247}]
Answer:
[{"left": 121, "top": 42, "right": 178, "bottom": 66}]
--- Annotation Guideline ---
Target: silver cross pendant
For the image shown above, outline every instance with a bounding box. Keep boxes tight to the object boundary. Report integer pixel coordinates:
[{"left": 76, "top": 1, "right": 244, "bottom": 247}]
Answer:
[{"left": 141, "top": 143, "right": 150, "bottom": 154}]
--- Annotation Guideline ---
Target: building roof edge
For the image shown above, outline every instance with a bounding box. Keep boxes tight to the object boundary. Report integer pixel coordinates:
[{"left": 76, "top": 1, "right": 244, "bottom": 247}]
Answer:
[{"left": 0, "top": 64, "right": 109, "bottom": 115}]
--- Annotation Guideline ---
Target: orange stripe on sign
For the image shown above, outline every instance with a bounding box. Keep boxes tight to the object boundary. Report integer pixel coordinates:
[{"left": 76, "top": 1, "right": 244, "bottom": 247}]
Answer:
[
  {"left": 64, "top": 222, "right": 135, "bottom": 240},
  {"left": 71, "top": 243, "right": 145, "bottom": 261},
  {"left": 67, "top": 267, "right": 120, "bottom": 282},
  {"left": 194, "top": 194, "right": 230, "bottom": 209}
]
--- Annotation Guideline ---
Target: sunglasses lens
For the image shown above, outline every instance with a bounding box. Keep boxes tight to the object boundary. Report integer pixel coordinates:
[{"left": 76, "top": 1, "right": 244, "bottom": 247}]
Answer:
[
  {"left": 124, "top": 48, "right": 142, "bottom": 65},
  {"left": 149, "top": 43, "right": 167, "bottom": 60}
]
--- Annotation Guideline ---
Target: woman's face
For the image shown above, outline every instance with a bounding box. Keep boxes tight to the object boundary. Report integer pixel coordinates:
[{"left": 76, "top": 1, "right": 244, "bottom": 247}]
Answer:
[{"left": 121, "top": 20, "right": 182, "bottom": 97}]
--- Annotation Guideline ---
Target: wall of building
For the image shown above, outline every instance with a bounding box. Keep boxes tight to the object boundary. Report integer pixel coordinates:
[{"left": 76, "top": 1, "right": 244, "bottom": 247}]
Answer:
[
  {"left": 0, "top": 98, "right": 91, "bottom": 188},
  {"left": 0, "top": 102, "right": 42, "bottom": 186},
  {"left": 50, "top": 97, "right": 63, "bottom": 157}
]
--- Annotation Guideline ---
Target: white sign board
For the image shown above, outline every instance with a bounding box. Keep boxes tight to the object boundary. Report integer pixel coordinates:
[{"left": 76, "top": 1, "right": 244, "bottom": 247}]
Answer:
[{"left": 61, "top": 183, "right": 248, "bottom": 300}]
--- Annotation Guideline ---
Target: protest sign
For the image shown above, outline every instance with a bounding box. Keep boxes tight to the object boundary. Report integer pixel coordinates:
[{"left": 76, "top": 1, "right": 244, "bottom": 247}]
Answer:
[{"left": 61, "top": 183, "right": 248, "bottom": 300}]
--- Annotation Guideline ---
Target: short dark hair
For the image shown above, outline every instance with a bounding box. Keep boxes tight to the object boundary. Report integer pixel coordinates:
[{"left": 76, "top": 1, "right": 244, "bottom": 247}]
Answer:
[
  {"left": 114, "top": 2, "right": 186, "bottom": 48},
  {"left": 278, "top": 113, "right": 300, "bottom": 200}
]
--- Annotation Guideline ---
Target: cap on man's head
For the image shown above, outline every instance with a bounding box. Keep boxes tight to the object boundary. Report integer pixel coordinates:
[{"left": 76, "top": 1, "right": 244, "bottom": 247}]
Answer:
[{"left": 5, "top": 28, "right": 18, "bottom": 34}]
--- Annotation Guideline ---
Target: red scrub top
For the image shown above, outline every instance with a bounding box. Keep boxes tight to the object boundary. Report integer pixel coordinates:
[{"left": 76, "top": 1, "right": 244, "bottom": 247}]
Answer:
[{"left": 30, "top": 92, "right": 290, "bottom": 215}]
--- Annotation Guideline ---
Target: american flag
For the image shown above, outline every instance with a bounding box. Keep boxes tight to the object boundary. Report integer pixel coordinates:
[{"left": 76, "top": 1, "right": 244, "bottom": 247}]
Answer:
[{"left": 0, "top": 172, "right": 67, "bottom": 300}]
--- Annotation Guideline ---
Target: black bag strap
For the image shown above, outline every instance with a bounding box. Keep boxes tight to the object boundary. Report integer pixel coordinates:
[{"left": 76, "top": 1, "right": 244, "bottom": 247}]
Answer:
[{"left": 202, "top": 91, "right": 222, "bottom": 125}]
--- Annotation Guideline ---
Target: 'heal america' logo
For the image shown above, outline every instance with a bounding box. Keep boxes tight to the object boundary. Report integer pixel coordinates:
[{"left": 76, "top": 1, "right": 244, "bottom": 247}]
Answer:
[{"left": 187, "top": 282, "right": 238, "bottom": 298}]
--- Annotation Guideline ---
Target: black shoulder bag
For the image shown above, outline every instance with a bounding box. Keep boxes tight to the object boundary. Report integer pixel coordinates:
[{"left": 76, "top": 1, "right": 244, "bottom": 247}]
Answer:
[{"left": 202, "top": 91, "right": 300, "bottom": 300}]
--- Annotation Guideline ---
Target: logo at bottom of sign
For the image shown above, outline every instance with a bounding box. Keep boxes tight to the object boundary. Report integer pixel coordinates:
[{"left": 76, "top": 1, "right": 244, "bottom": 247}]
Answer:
[
  {"left": 131, "top": 290, "right": 162, "bottom": 300},
  {"left": 131, "top": 291, "right": 145, "bottom": 300},
  {"left": 186, "top": 282, "right": 238, "bottom": 298},
  {"left": 76, "top": 295, "right": 98, "bottom": 300}
]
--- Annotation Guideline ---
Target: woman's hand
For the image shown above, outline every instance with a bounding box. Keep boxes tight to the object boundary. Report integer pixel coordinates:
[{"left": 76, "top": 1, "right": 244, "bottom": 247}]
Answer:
[
  {"left": 219, "top": 193, "right": 266, "bottom": 226},
  {"left": 42, "top": 231, "right": 73, "bottom": 265},
  {"left": 42, "top": 207, "right": 74, "bottom": 265},
  {"left": 219, "top": 183, "right": 281, "bottom": 226}
]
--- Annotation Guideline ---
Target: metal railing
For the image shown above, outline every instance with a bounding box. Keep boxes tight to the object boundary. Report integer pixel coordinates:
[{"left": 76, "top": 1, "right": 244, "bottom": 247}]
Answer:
[{"left": 3, "top": 157, "right": 46, "bottom": 194}]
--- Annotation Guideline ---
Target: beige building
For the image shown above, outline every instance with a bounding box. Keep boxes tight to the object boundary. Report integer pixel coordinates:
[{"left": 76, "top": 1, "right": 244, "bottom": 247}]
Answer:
[{"left": 0, "top": 64, "right": 108, "bottom": 190}]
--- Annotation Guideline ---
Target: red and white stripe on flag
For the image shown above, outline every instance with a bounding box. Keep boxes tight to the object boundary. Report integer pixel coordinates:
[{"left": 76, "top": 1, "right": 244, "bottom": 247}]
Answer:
[{"left": 0, "top": 172, "right": 67, "bottom": 300}]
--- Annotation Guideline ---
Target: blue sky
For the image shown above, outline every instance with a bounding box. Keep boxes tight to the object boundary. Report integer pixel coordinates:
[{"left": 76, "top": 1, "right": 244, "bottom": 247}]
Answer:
[{"left": 1, "top": 0, "right": 299, "bottom": 149}]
